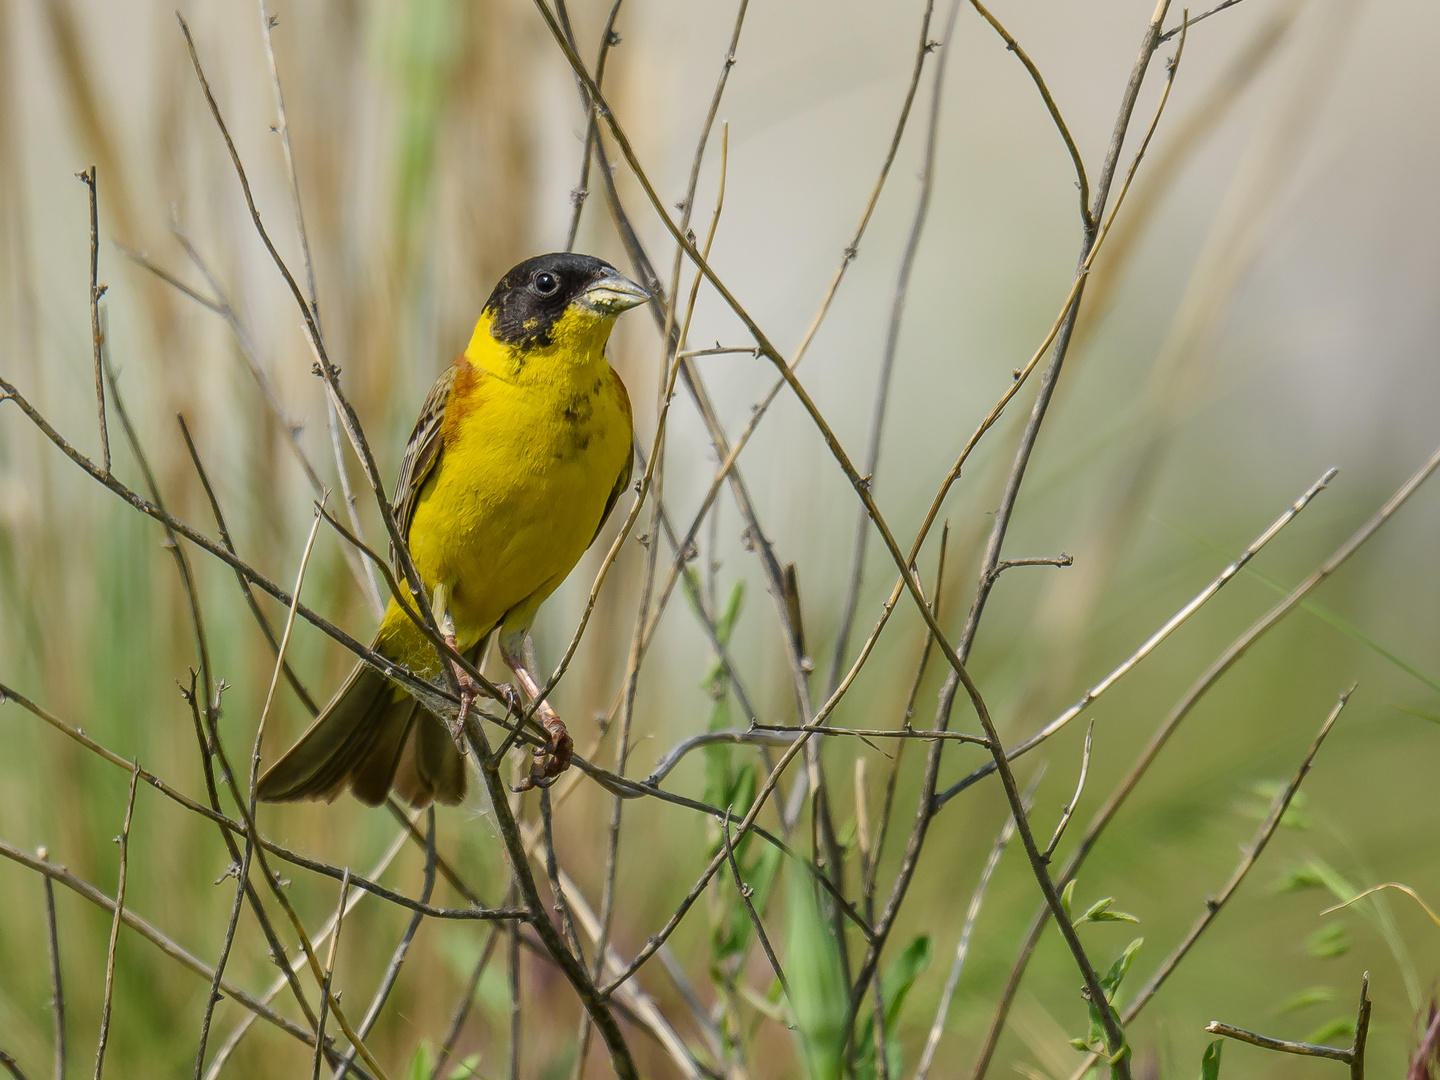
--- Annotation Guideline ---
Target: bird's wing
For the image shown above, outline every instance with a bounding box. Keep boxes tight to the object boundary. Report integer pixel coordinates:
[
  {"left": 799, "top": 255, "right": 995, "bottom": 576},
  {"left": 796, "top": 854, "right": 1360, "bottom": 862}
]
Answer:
[
  {"left": 590, "top": 369, "right": 635, "bottom": 548},
  {"left": 390, "top": 361, "right": 460, "bottom": 568}
]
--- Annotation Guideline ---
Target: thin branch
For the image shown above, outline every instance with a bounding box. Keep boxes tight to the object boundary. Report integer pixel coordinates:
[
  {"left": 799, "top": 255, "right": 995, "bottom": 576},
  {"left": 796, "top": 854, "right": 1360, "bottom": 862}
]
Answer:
[
  {"left": 1043, "top": 720, "right": 1093, "bottom": 861},
  {"left": 914, "top": 774, "right": 1032, "bottom": 1080},
  {"left": 561, "top": 0, "right": 625, "bottom": 251},
  {"left": 967, "top": 434, "right": 1440, "bottom": 1080},
  {"left": 38, "top": 848, "right": 64, "bottom": 1080},
  {"left": 0, "top": 1054, "right": 31, "bottom": 1080},
  {"left": 0, "top": 840, "right": 345, "bottom": 1057},
  {"left": 175, "top": 14, "right": 481, "bottom": 712},
  {"left": 828, "top": 0, "right": 963, "bottom": 694},
  {"left": 521, "top": 826, "right": 716, "bottom": 1080},
  {"left": 985, "top": 553, "right": 1074, "bottom": 590},
  {"left": 1160, "top": 0, "right": 1250, "bottom": 42},
  {"left": 1208, "top": 972, "right": 1370, "bottom": 1080},
  {"left": 206, "top": 827, "right": 417, "bottom": 1080},
  {"left": 1065, "top": 686, "right": 1356, "bottom": 1079},
  {"left": 507, "top": 917, "right": 521, "bottom": 1080},
  {"left": 721, "top": 809, "right": 793, "bottom": 1010},
  {"left": 331, "top": 811, "right": 438, "bottom": 1079},
  {"left": 427, "top": 918, "right": 505, "bottom": 1080},
  {"left": 255, "top": 0, "right": 384, "bottom": 617},
  {"left": 76, "top": 166, "right": 109, "bottom": 475},
  {"left": 460, "top": 717, "right": 639, "bottom": 1080},
  {"left": 863, "top": 524, "right": 950, "bottom": 913},
  {"left": 1204, "top": 1023, "right": 1351, "bottom": 1062},
  {"left": 937, "top": 464, "right": 1337, "bottom": 811},
  {"left": 968, "top": 0, "right": 1091, "bottom": 228},
  {"left": 312, "top": 870, "right": 351, "bottom": 1080},
  {"left": 177, "top": 416, "right": 320, "bottom": 716},
  {"left": 91, "top": 765, "right": 138, "bottom": 1080},
  {"left": 193, "top": 829, "right": 253, "bottom": 1080}
]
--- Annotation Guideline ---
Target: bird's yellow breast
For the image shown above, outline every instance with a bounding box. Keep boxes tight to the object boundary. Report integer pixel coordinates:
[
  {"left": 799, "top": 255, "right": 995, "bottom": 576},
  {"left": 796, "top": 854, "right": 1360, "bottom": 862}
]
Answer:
[{"left": 379, "top": 307, "right": 633, "bottom": 677}]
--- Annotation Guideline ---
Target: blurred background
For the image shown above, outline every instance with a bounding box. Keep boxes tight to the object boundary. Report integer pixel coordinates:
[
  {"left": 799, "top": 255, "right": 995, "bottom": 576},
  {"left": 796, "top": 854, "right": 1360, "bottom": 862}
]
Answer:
[{"left": 2, "top": 0, "right": 1439, "bottom": 1076}]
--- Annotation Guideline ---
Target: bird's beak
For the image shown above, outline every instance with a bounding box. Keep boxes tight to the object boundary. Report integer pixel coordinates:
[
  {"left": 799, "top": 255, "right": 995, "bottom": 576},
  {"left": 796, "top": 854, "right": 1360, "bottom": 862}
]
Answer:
[{"left": 579, "top": 272, "right": 650, "bottom": 316}]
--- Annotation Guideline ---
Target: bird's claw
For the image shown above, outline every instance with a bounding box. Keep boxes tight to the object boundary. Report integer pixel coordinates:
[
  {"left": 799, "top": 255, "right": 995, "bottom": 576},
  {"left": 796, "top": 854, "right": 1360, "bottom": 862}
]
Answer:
[{"left": 510, "top": 718, "right": 573, "bottom": 793}]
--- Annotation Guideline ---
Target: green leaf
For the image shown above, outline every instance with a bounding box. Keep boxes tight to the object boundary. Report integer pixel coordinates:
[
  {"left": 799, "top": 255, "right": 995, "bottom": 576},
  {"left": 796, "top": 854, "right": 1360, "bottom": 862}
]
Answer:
[
  {"left": 702, "top": 694, "right": 733, "bottom": 810},
  {"left": 1070, "top": 1037, "right": 1095, "bottom": 1052},
  {"left": 1101, "top": 937, "right": 1144, "bottom": 998},
  {"left": 856, "top": 935, "right": 934, "bottom": 1076},
  {"left": 785, "top": 873, "right": 848, "bottom": 1080},
  {"left": 1306, "top": 922, "right": 1350, "bottom": 959},
  {"left": 410, "top": 1044, "right": 433, "bottom": 1080},
  {"left": 716, "top": 580, "right": 746, "bottom": 643},
  {"left": 1061, "top": 879, "right": 1078, "bottom": 921},
  {"left": 1276, "top": 986, "right": 1335, "bottom": 1013},
  {"left": 1075, "top": 897, "right": 1140, "bottom": 926},
  {"left": 1082, "top": 938, "right": 1143, "bottom": 1053},
  {"left": 694, "top": 580, "right": 745, "bottom": 695},
  {"left": 1088, "top": 910, "right": 1141, "bottom": 924},
  {"left": 1305, "top": 1017, "right": 1356, "bottom": 1045},
  {"left": 1198, "top": 1038, "right": 1223, "bottom": 1080}
]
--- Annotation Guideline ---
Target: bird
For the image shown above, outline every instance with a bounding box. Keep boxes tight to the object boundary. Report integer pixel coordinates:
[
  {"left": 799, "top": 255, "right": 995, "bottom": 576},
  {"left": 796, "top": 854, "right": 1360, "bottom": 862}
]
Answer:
[{"left": 257, "top": 252, "right": 649, "bottom": 808}]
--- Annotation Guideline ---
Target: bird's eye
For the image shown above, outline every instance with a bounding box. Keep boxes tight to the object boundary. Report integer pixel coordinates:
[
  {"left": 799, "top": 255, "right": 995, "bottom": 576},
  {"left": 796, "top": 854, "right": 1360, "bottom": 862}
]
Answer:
[{"left": 532, "top": 271, "right": 560, "bottom": 296}]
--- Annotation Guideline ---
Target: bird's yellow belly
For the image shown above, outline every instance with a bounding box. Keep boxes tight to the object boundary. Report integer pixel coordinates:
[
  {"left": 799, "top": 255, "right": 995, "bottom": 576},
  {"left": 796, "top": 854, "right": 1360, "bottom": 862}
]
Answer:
[{"left": 388, "top": 370, "right": 629, "bottom": 673}]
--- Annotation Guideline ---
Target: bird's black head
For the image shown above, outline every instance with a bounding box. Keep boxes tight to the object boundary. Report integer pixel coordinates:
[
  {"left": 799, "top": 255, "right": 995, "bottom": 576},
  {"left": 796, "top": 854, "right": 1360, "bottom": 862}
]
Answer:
[{"left": 481, "top": 253, "right": 649, "bottom": 350}]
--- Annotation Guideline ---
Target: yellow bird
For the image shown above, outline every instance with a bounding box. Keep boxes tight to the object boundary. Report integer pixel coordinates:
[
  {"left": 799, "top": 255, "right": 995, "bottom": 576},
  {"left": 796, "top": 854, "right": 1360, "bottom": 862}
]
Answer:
[{"left": 258, "top": 253, "right": 648, "bottom": 807}]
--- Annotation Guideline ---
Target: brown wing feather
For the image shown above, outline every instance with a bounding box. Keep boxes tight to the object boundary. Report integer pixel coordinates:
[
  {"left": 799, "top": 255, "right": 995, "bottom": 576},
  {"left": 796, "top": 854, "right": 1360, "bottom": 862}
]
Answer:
[{"left": 390, "top": 362, "right": 460, "bottom": 567}]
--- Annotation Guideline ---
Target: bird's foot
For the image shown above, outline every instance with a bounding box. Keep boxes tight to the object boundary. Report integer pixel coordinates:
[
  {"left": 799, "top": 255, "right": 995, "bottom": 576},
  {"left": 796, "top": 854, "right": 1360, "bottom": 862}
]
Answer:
[
  {"left": 511, "top": 702, "right": 573, "bottom": 793},
  {"left": 445, "top": 632, "right": 482, "bottom": 754},
  {"left": 500, "top": 637, "right": 575, "bottom": 792}
]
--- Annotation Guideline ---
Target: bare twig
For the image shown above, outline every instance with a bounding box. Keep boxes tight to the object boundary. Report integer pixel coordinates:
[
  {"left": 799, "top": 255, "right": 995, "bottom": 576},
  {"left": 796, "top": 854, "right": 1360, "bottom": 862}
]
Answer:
[
  {"left": 206, "top": 828, "right": 418, "bottom": 1080},
  {"left": 1206, "top": 971, "right": 1370, "bottom": 1077},
  {"left": 461, "top": 716, "right": 639, "bottom": 1080},
  {"left": 1205, "top": 1023, "right": 1351, "bottom": 1061},
  {"left": 968, "top": 435, "right": 1440, "bottom": 1080},
  {"left": 828, "top": 0, "right": 963, "bottom": 693},
  {"left": 332, "top": 811, "right": 438, "bottom": 1079},
  {"left": 192, "top": 831, "right": 253, "bottom": 1080},
  {"left": 175, "top": 14, "right": 494, "bottom": 716},
  {"left": 1065, "top": 686, "right": 1356, "bottom": 1080},
  {"left": 91, "top": 765, "right": 138, "bottom": 1080},
  {"left": 968, "top": 0, "right": 1091, "bottom": 227},
  {"left": 560, "top": 0, "right": 625, "bottom": 251},
  {"left": 1043, "top": 720, "right": 1094, "bottom": 861},
  {"left": 914, "top": 774, "right": 1033, "bottom": 1080},
  {"left": 38, "top": 848, "right": 64, "bottom": 1080},
  {"left": 0, "top": 1053, "right": 31, "bottom": 1080},
  {"left": 255, "top": 0, "right": 384, "bottom": 617},
  {"left": 722, "top": 809, "right": 793, "bottom": 1009},
  {"left": 985, "top": 553, "right": 1074, "bottom": 590},
  {"left": 0, "top": 841, "right": 314, "bottom": 1047},
  {"left": 1160, "top": 0, "right": 1250, "bottom": 41},
  {"left": 937, "top": 465, "right": 1337, "bottom": 810},
  {"left": 507, "top": 918, "right": 521, "bottom": 1080},
  {"left": 76, "top": 166, "right": 109, "bottom": 475},
  {"left": 427, "top": 918, "right": 505, "bottom": 1080},
  {"left": 312, "top": 870, "right": 352, "bottom": 1080}
]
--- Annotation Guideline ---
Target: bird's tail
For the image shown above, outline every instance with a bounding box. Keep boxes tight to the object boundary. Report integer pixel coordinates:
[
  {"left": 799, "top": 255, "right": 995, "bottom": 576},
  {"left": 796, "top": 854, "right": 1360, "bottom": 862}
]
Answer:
[{"left": 256, "top": 644, "right": 466, "bottom": 808}]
